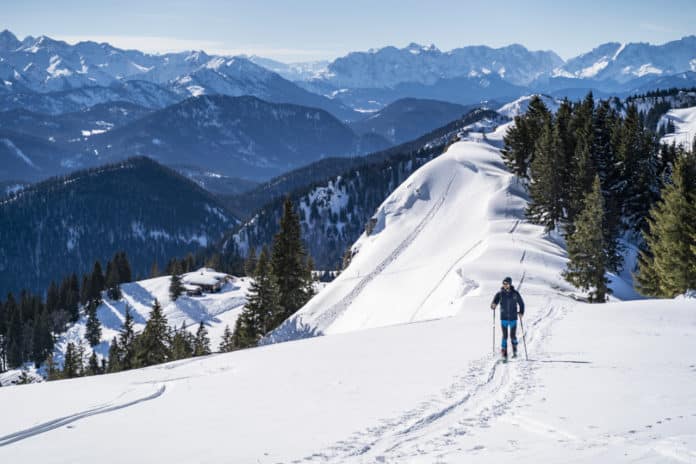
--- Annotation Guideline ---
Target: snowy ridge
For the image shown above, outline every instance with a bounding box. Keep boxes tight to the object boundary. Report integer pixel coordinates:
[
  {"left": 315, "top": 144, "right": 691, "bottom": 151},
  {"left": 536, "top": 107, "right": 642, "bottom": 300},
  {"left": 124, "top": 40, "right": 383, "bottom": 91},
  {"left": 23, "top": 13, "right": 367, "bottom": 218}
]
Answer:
[
  {"left": 266, "top": 137, "right": 575, "bottom": 343},
  {"left": 496, "top": 94, "right": 561, "bottom": 118}
]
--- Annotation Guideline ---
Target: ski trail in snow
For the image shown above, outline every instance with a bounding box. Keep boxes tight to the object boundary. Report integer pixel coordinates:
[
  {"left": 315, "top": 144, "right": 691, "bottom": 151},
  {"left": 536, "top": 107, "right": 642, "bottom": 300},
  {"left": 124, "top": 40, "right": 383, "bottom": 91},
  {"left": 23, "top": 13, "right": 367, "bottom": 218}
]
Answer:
[
  {"left": 0, "top": 138, "right": 39, "bottom": 170},
  {"left": 290, "top": 300, "right": 572, "bottom": 463},
  {"left": 0, "top": 385, "right": 165, "bottom": 447},
  {"left": 409, "top": 239, "right": 484, "bottom": 322},
  {"left": 312, "top": 172, "right": 458, "bottom": 332}
]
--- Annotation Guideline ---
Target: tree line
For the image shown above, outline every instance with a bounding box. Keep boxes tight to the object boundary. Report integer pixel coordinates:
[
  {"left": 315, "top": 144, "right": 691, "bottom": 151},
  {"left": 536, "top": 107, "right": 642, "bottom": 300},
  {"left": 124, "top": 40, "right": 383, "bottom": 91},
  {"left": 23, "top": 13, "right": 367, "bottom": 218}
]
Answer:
[{"left": 503, "top": 93, "right": 696, "bottom": 301}]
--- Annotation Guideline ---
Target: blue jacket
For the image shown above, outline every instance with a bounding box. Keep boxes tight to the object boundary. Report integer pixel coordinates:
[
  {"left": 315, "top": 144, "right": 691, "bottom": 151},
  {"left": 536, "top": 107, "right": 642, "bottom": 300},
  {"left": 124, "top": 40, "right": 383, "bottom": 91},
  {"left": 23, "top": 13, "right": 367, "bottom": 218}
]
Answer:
[{"left": 492, "top": 286, "right": 525, "bottom": 321}]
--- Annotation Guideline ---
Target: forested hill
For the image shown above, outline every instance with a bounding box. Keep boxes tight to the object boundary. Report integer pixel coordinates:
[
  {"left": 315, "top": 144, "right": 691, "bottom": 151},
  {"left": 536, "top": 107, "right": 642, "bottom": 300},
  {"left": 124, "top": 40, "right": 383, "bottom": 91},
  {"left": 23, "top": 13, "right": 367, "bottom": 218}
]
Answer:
[{"left": 0, "top": 157, "right": 236, "bottom": 295}]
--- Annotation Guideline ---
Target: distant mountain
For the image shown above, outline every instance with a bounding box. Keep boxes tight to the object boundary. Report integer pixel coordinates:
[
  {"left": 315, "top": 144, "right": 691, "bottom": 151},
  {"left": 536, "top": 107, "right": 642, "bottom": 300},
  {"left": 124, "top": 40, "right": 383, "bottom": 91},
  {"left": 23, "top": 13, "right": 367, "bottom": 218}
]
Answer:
[
  {"left": 0, "top": 80, "right": 180, "bottom": 114},
  {"left": 246, "top": 55, "right": 329, "bottom": 82},
  {"left": 222, "top": 107, "right": 504, "bottom": 269},
  {"left": 0, "top": 157, "right": 236, "bottom": 295},
  {"left": 86, "top": 95, "right": 388, "bottom": 180},
  {"left": 554, "top": 36, "right": 696, "bottom": 83},
  {"left": 320, "top": 42, "right": 562, "bottom": 89},
  {"left": 0, "top": 30, "right": 358, "bottom": 121},
  {"left": 349, "top": 98, "right": 473, "bottom": 144}
]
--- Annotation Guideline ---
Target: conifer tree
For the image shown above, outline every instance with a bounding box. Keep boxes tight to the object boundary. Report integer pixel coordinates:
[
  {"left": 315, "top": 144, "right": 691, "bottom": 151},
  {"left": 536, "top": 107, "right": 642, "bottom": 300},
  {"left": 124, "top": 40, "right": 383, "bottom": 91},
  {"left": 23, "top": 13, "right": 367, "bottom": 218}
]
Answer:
[
  {"left": 218, "top": 325, "right": 235, "bottom": 353},
  {"left": 501, "top": 95, "right": 550, "bottom": 178},
  {"left": 150, "top": 260, "right": 160, "bottom": 278},
  {"left": 170, "top": 323, "right": 194, "bottom": 360},
  {"left": 115, "top": 251, "right": 132, "bottom": 283},
  {"left": 87, "top": 261, "right": 105, "bottom": 303},
  {"left": 67, "top": 273, "right": 80, "bottom": 322},
  {"left": 231, "top": 308, "right": 259, "bottom": 349},
  {"left": 87, "top": 350, "right": 100, "bottom": 376},
  {"left": 85, "top": 300, "right": 102, "bottom": 347},
  {"left": 169, "top": 262, "right": 184, "bottom": 302},
  {"left": 244, "top": 247, "right": 258, "bottom": 277},
  {"left": 107, "top": 337, "right": 122, "bottom": 373},
  {"left": 135, "top": 299, "right": 170, "bottom": 367},
  {"left": 563, "top": 176, "right": 610, "bottom": 302},
  {"left": 193, "top": 321, "right": 211, "bottom": 356},
  {"left": 63, "top": 342, "right": 79, "bottom": 378},
  {"left": 527, "top": 115, "right": 565, "bottom": 231},
  {"left": 271, "top": 198, "right": 314, "bottom": 320},
  {"left": 31, "top": 308, "right": 52, "bottom": 367},
  {"left": 118, "top": 306, "right": 136, "bottom": 370},
  {"left": 46, "top": 352, "right": 60, "bottom": 380},
  {"left": 105, "top": 260, "right": 122, "bottom": 300},
  {"left": 636, "top": 151, "right": 696, "bottom": 296}
]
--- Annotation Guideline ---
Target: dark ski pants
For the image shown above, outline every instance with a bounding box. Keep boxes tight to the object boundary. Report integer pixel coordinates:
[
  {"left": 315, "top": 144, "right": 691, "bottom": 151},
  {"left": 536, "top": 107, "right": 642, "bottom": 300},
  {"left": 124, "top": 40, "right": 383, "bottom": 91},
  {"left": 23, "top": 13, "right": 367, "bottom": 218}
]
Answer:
[{"left": 500, "top": 320, "right": 518, "bottom": 350}]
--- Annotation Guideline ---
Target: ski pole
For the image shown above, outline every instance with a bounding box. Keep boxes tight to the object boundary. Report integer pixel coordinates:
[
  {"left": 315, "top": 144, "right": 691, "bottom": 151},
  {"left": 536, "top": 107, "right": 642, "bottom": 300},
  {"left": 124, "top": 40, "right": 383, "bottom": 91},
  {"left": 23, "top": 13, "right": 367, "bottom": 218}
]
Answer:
[
  {"left": 518, "top": 313, "right": 528, "bottom": 360},
  {"left": 492, "top": 306, "right": 496, "bottom": 354}
]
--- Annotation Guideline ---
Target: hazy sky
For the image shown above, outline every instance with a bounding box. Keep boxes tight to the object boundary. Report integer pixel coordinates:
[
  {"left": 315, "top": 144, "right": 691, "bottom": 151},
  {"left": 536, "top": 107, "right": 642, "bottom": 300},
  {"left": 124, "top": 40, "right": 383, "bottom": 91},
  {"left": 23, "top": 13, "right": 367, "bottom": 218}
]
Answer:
[{"left": 3, "top": 0, "right": 695, "bottom": 62}]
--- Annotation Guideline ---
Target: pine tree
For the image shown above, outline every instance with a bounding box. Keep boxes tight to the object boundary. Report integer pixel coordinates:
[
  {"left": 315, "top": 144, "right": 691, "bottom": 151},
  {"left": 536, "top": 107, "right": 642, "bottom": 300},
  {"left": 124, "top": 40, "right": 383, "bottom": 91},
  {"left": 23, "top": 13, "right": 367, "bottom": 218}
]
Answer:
[
  {"left": 244, "top": 247, "right": 258, "bottom": 277},
  {"left": 118, "top": 306, "right": 136, "bottom": 370},
  {"left": 218, "top": 325, "right": 235, "bottom": 352},
  {"left": 563, "top": 176, "right": 610, "bottom": 302},
  {"left": 115, "top": 251, "right": 132, "bottom": 283},
  {"left": 501, "top": 95, "right": 550, "bottom": 178},
  {"left": 150, "top": 260, "right": 160, "bottom": 278},
  {"left": 527, "top": 115, "right": 565, "bottom": 231},
  {"left": 89, "top": 261, "right": 105, "bottom": 303},
  {"left": 636, "top": 151, "right": 696, "bottom": 296},
  {"left": 85, "top": 300, "right": 102, "bottom": 347},
  {"left": 134, "top": 299, "right": 170, "bottom": 367},
  {"left": 63, "top": 342, "right": 79, "bottom": 378},
  {"left": 105, "top": 259, "right": 122, "bottom": 300},
  {"left": 87, "top": 350, "right": 100, "bottom": 376},
  {"left": 169, "top": 262, "right": 184, "bottom": 302},
  {"left": 67, "top": 273, "right": 80, "bottom": 322},
  {"left": 193, "top": 321, "right": 211, "bottom": 356},
  {"left": 271, "top": 197, "right": 314, "bottom": 321},
  {"left": 31, "top": 308, "right": 52, "bottom": 367},
  {"left": 170, "top": 323, "right": 194, "bottom": 360},
  {"left": 107, "top": 337, "right": 122, "bottom": 373},
  {"left": 46, "top": 352, "right": 60, "bottom": 380}
]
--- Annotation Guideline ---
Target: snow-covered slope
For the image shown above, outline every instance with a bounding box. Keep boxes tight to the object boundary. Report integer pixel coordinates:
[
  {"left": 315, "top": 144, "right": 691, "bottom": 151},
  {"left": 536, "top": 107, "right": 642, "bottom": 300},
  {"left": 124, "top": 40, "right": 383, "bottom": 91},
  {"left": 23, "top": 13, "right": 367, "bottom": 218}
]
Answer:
[
  {"left": 56, "top": 268, "right": 251, "bottom": 365},
  {"left": 496, "top": 94, "right": 561, "bottom": 118},
  {"left": 266, "top": 137, "right": 575, "bottom": 342},
  {"left": 1, "top": 130, "right": 694, "bottom": 463},
  {"left": 660, "top": 105, "right": 696, "bottom": 148}
]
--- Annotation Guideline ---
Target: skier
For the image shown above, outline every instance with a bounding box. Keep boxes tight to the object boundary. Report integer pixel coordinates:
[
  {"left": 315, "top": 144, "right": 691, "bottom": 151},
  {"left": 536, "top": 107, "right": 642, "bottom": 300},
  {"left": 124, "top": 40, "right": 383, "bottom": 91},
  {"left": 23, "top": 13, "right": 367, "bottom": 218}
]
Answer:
[{"left": 490, "top": 276, "right": 525, "bottom": 361}]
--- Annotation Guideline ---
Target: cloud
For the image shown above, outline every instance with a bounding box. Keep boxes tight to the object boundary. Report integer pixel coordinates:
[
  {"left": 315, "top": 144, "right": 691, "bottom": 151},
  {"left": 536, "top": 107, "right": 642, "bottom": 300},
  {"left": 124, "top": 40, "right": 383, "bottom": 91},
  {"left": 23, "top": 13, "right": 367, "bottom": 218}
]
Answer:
[{"left": 55, "top": 34, "right": 338, "bottom": 62}]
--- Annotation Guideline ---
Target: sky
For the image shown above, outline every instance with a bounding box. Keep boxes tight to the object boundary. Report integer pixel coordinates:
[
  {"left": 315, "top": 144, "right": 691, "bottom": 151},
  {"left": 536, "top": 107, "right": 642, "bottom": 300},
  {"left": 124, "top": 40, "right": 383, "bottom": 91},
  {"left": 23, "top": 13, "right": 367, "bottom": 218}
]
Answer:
[{"left": 2, "top": 0, "right": 695, "bottom": 62}]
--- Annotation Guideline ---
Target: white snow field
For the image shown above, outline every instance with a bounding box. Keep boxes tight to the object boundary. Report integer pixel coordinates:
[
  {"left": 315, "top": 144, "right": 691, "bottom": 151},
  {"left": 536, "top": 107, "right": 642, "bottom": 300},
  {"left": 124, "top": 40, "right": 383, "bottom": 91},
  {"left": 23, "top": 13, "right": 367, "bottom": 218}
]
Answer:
[
  {"left": 660, "top": 106, "right": 696, "bottom": 149},
  {"left": 1, "top": 136, "right": 695, "bottom": 463}
]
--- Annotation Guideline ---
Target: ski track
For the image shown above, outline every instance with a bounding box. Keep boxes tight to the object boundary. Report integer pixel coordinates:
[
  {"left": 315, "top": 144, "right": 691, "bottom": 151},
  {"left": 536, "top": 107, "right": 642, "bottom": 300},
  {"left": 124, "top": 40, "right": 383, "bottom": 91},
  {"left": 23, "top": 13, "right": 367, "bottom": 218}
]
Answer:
[
  {"left": 0, "top": 384, "right": 166, "bottom": 447},
  {"left": 288, "top": 299, "right": 571, "bottom": 464},
  {"left": 313, "top": 172, "right": 458, "bottom": 332},
  {"left": 288, "top": 179, "right": 573, "bottom": 463}
]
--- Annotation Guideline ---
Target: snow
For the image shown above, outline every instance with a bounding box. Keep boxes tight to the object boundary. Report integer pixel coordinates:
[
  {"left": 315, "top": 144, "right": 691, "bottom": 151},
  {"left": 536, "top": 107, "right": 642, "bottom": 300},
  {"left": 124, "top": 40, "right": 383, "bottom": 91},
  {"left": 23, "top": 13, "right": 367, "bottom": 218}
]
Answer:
[
  {"left": 2, "top": 131, "right": 695, "bottom": 463},
  {"left": 496, "top": 94, "right": 561, "bottom": 119},
  {"left": 660, "top": 105, "right": 696, "bottom": 149},
  {"left": 51, "top": 268, "right": 252, "bottom": 367}
]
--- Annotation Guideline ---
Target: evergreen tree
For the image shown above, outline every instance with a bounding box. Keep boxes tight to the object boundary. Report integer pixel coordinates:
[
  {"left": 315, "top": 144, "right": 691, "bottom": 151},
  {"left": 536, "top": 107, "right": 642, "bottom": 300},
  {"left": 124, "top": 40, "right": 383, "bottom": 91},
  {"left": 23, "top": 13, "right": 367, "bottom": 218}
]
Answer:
[
  {"left": 115, "top": 251, "right": 132, "bottom": 283},
  {"left": 169, "top": 262, "right": 184, "bottom": 302},
  {"left": 85, "top": 300, "right": 102, "bottom": 347},
  {"left": 45, "top": 352, "right": 60, "bottom": 380},
  {"left": 244, "top": 247, "right": 258, "bottom": 277},
  {"left": 170, "top": 323, "right": 194, "bottom": 360},
  {"left": 150, "top": 260, "right": 160, "bottom": 278},
  {"left": 501, "top": 95, "right": 551, "bottom": 178},
  {"left": 231, "top": 308, "right": 259, "bottom": 350},
  {"left": 636, "top": 151, "right": 696, "bottom": 296},
  {"left": 31, "top": 308, "right": 52, "bottom": 367},
  {"left": 117, "top": 306, "right": 136, "bottom": 370},
  {"left": 527, "top": 115, "right": 565, "bottom": 231},
  {"left": 218, "top": 325, "right": 235, "bottom": 353},
  {"left": 618, "top": 105, "right": 658, "bottom": 231},
  {"left": 89, "top": 261, "right": 105, "bottom": 302},
  {"left": 67, "top": 273, "right": 80, "bottom": 322},
  {"left": 563, "top": 177, "right": 610, "bottom": 302},
  {"left": 135, "top": 299, "right": 170, "bottom": 367},
  {"left": 193, "top": 321, "right": 211, "bottom": 356},
  {"left": 87, "top": 350, "right": 100, "bottom": 376},
  {"left": 63, "top": 342, "right": 80, "bottom": 378},
  {"left": 105, "top": 260, "right": 122, "bottom": 300},
  {"left": 271, "top": 198, "right": 314, "bottom": 321},
  {"left": 107, "top": 337, "right": 122, "bottom": 373}
]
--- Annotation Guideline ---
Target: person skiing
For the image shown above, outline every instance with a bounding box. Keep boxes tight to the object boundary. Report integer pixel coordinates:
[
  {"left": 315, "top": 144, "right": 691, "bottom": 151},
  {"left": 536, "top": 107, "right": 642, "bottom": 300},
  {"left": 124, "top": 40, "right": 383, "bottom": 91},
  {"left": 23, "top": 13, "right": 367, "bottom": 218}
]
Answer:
[{"left": 490, "top": 276, "right": 525, "bottom": 360}]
